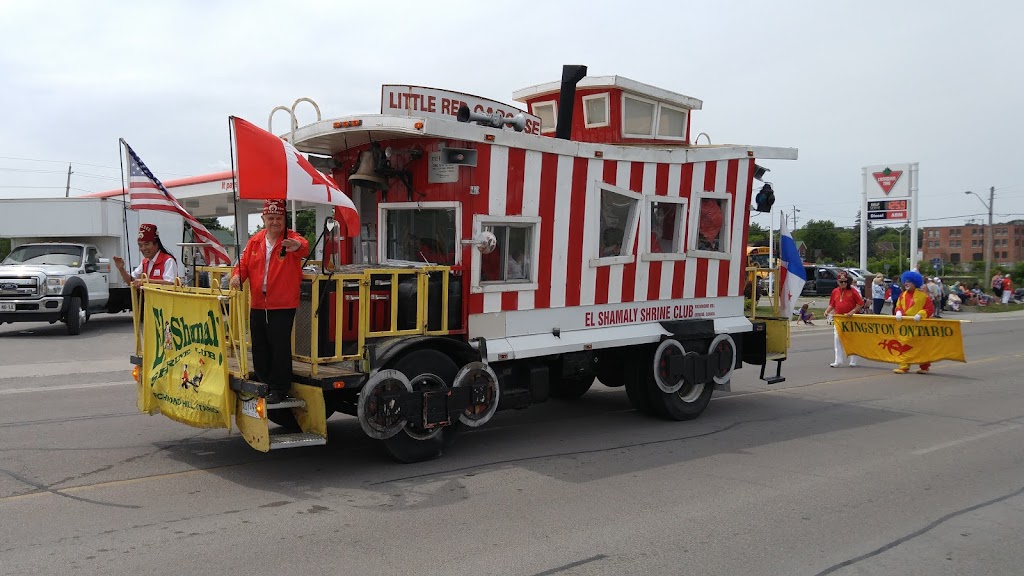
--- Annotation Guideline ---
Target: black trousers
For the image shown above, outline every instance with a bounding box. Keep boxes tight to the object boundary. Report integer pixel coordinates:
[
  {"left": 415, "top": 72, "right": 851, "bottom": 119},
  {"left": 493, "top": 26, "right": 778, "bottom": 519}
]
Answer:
[{"left": 250, "top": 308, "right": 296, "bottom": 393}]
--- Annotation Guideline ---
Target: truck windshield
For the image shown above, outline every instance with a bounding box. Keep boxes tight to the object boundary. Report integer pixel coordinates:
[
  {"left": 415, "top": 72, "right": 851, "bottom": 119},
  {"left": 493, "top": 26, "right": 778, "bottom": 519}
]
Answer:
[{"left": 2, "top": 244, "right": 83, "bottom": 267}]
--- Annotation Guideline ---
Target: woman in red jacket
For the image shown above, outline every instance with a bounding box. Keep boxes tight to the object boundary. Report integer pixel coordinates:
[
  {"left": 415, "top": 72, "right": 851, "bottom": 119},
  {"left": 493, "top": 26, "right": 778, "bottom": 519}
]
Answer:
[{"left": 230, "top": 200, "right": 310, "bottom": 403}]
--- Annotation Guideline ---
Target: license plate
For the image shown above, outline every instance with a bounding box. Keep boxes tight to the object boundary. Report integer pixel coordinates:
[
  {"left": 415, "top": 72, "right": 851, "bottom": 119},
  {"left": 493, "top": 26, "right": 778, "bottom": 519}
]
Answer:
[
  {"left": 240, "top": 398, "right": 264, "bottom": 419},
  {"left": 0, "top": 303, "right": 14, "bottom": 312}
]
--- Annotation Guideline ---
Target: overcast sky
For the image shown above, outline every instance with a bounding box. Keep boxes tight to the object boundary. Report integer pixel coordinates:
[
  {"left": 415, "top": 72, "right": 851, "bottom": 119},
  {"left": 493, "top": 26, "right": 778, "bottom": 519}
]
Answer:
[{"left": 1, "top": 0, "right": 1021, "bottom": 231}]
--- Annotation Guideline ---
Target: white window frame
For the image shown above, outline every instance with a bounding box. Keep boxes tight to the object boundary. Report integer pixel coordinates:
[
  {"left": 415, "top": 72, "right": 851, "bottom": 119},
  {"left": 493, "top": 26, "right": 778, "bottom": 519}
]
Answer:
[
  {"left": 655, "top": 102, "right": 689, "bottom": 141},
  {"left": 641, "top": 196, "right": 688, "bottom": 262},
  {"left": 532, "top": 100, "right": 558, "bottom": 134},
  {"left": 378, "top": 201, "right": 462, "bottom": 266},
  {"left": 590, "top": 182, "right": 642, "bottom": 267},
  {"left": 470, "top": 215, "right": 540, "bottom": 293},
  {"left": 582, "top": 93, "right": 610, "bottom": 129},
  {"left": 621, "top": 93, "right": 657, "bottom": 138},
  {"left": 686, "top": 191, "right": 732, "bottom": 261}
]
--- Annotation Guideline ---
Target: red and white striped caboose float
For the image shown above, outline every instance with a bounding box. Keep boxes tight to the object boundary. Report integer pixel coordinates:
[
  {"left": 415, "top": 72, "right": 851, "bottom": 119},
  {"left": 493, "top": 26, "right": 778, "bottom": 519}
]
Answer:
[{"left": 277, "top": 65, "right": 797, "bottom": 460}]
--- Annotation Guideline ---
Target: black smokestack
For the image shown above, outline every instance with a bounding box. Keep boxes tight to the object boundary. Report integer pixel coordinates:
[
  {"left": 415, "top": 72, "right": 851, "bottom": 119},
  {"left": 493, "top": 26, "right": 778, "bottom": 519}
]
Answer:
[{"left": 555, "top": 65, "right": 587, "bottom": 140}]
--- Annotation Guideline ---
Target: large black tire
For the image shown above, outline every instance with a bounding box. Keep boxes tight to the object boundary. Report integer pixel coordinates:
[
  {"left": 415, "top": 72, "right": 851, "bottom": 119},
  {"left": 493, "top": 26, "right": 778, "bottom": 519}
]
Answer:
[
  {"left": 65, "top": 296, "right": 82, "bottom": 335},
  {"left": 549, "top": 375, "right": 595, "bottom": 399},
  {"left": 382, "top": 349, "right": 460, "bottom": 463},
  {"left": 647, "top": 365, "right": 715, "bottom": 422},
  {"left": 623, "top": 345, "right": 713, "bottom": 420}
]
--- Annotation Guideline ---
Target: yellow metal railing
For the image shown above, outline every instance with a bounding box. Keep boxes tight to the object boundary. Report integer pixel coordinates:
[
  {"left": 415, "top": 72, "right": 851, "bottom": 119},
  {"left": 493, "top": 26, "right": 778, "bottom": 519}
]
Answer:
[
  {"left": 744, "top": 266, "right": 791, "bottom": 358},
  {"left": 131, "top": 278, "right": 250, "bottom": 380},
  {"left": 293, "top": 266, "right": 453, "bottom": 377},
  {"left": 134, "top": 265, "right": 453, "bottom": 380}
]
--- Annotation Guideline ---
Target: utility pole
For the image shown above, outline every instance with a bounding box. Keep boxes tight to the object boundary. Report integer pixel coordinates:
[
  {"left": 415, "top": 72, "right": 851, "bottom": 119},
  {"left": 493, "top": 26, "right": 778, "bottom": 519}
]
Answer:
[
  {"left": 790, "top": 206, "right": 801, "bottom": 231},
  {"left": 965, "top": 187, "right": 996, "bottom": 290},
  {"left": 985, "top": 185, "right": 994, "bottom": 286},
  {"left": 64, "top": 163, "right": 73, "bottom": 197}
]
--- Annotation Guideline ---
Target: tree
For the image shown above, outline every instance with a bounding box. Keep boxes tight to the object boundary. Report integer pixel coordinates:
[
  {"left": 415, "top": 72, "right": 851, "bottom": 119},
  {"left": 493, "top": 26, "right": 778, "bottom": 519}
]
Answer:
[
  {"left": 748, "top": 221, "right": 769, "bottom": 246},
  {"left": 0, "top": 237, "right": 10, "bottom": 261},
  {"left": 197, "top": 217, "right": 226, "bottom": 231},
  {"left": 800, "top": 219, "right": 855, "bottom": 262}
]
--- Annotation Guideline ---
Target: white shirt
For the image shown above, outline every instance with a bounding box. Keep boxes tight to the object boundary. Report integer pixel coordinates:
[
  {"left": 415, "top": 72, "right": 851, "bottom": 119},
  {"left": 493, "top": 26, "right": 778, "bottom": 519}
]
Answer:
[
  {"left": 131, "top": 256, "right": 178, "bottom": 283},
  {"left": 264, "top": 236, "right": 275, "bottom": 293}
]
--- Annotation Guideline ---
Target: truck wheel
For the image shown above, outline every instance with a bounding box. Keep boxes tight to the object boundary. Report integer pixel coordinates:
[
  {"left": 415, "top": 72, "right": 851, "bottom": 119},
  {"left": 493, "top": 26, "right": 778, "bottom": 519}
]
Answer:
[
  {"left": 648, "top": 374, "right": 714, "bottom": 421},
  {"left": 549, "top": 375, "right": 594, "bottom": 399},
  {"left": 382, "top": 349, "right": 460, "bottom": 463},
  {"left": 65, "top": 296, "right": 83, "bottom": 335}
]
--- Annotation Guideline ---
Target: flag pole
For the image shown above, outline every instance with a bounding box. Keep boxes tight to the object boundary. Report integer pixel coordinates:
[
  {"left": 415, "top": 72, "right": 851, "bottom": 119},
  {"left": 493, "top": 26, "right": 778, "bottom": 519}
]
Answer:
[
  {"left": 118, "top": 139, "right": 133, "bottom": 273},
  {"left": 228, "top": 116, "right": 241, "bottom": 264}
]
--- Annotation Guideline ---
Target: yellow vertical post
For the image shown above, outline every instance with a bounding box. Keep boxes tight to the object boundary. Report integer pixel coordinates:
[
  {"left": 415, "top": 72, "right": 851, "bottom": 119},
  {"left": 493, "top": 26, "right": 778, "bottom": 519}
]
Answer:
[{"left": 310, "top": 277, "right": 319, "bottom": 378}]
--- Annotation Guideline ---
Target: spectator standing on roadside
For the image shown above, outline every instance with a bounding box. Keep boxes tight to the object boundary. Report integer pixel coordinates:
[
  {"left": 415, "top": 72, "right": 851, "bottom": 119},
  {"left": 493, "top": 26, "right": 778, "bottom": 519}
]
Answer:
[
  {"left": 871, "top": 273, "right": 886, "bottom": 314},
  {"left": 229, "top": 200, "right": 309, "bottom": 404},
  {"left": 824, "top": 271, "right": 864, "bottom": 368},
  {"left": 1002, "top": 275, "right": 1013, "bottom": 305},
  {"left": 888, "top": 278, "right": 902, "bottom": 316},
  {"left": 926, "top": 277, "right": 943, "bottom": 318},
  {"left": 991, "top": 271, "right": 1004, "bottom": 299}
]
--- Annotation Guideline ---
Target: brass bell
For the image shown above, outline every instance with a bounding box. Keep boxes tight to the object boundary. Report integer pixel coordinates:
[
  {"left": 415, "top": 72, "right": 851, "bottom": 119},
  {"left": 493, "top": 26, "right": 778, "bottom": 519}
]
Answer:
[{"left": 348, "top": 150, "right": 389, "bottom": 191}]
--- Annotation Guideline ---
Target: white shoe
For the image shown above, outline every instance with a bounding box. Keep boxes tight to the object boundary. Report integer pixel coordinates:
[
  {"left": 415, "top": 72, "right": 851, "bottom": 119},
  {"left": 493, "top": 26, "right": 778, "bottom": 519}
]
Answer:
[
  {"left": 848, "top": 360, "right": 858, "bottom": 367},
  {"left": 830, "top": 362, "right": 842, "bottom": 368}
]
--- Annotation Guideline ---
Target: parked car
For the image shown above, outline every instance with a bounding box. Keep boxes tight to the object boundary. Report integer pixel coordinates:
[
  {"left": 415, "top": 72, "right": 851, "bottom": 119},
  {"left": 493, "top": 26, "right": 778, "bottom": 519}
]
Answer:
[{"left": 802, "top": 265, "right": 848, "bottom": 296}]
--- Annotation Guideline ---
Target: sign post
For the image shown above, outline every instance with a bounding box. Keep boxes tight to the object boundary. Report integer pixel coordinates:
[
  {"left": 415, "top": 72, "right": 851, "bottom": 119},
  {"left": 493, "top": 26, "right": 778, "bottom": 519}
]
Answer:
[{"left": 861, "top": 163, "right": 918, "bottom": 271}]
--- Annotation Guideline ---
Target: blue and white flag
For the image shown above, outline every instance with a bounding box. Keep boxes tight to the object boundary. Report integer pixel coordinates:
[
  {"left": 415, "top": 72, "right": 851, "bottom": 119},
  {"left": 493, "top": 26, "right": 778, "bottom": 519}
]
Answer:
[{"left": 778, "top": 213, "right": 805, "bottom": 318}]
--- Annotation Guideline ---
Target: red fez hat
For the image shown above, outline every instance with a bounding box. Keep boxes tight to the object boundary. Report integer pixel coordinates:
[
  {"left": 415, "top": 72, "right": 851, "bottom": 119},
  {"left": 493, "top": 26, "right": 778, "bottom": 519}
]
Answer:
[
  {"left": 138, "top": 223, "right": 158, "bottom": 242},
  {"left": 263, "top": 199, "right": 286, "bottom": 215}
]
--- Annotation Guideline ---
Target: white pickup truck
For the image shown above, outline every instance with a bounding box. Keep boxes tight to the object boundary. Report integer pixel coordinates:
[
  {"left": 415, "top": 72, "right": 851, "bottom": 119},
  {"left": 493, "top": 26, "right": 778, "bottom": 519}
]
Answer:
[
  {"left": 0, "top": 197, "right": 185, "bottom": 334},
  {"left": 0, "top": 242, "right": 119, "bottom": 334}
]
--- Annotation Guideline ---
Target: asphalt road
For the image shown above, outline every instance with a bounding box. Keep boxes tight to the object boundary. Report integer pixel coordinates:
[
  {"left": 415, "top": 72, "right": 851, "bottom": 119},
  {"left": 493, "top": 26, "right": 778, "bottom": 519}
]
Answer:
[{"left": 1, "top": 310, "right": 1022, "bottom": 576}]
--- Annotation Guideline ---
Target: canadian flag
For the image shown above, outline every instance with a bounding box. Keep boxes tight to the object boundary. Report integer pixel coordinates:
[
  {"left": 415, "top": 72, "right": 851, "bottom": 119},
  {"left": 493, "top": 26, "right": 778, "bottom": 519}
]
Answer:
[{"left": 231, "top": 116, "right": 360, "bottom": 237}]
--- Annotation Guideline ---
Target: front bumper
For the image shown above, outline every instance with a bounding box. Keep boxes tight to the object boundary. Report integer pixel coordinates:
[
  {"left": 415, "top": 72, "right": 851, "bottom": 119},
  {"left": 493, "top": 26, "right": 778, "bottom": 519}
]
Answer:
[{"left": 0, "top": 296, "right": 66, "bottom": 323}]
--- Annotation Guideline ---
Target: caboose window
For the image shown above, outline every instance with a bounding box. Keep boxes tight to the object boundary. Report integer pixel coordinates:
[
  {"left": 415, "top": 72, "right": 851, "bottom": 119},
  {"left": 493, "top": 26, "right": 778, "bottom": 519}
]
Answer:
[
  {"left": 622, "top": 94, "right": 656, "bottom": 138},
  {"left": 642, "top": 196, "right": 687, "bottom": 261},
  {"left": 583, "top": 93, "right": 609, "bottom": 128},
  {"left": 591, "top": 183, "right": 641, "bottom": 267},
  {"left": 532, "top": 101, "right": 557, "bottom": 134},
  {"left": 471, "top": 215, "right": 540, "bottom": 293},
  {"left": 656, "top": 104, "right": 687, "bottom": 140},
  {"left": 380, "top": 203, "right": 460, "bottom": 265},
  {"left": 687, "top": 191, "right": 732, "bottom": 260},
  {"left": 480, "top": 224, "right": 534, "bottom": 283}
]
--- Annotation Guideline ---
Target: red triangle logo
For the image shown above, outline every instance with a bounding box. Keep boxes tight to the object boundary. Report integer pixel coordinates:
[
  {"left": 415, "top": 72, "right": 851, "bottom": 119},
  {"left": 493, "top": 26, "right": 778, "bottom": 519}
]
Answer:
[{"left": 872, "top": 170, "right": 903, "bottom": 195}]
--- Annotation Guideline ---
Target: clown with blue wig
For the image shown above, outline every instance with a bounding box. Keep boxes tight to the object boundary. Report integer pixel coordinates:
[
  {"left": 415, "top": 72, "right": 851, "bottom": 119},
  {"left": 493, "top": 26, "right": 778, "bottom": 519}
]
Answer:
[{"left": 892, "top": 270, "right": 936, "bottom": 374}]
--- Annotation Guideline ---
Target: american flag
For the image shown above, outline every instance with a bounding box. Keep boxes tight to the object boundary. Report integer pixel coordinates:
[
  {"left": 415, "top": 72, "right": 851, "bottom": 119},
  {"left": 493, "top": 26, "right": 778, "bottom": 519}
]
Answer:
[{"left": 124, "top": 143, "right": 231, "bottom": 265}]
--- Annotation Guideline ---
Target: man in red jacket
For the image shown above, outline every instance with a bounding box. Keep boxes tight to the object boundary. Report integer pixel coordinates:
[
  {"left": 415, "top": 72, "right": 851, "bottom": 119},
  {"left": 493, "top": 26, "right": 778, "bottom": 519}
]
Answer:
[{"left": 230, "top": 200, "right": 310, "bottom": 403}]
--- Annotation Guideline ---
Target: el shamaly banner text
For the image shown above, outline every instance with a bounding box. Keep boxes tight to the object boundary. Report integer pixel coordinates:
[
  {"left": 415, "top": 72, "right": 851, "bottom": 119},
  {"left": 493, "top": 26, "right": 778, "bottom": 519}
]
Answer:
[
  {"left": 141, "top": 287, "right": 233, "bottom": 429},
  {"left": 834, "top": 315, "right": 966, "bottom": 365}
]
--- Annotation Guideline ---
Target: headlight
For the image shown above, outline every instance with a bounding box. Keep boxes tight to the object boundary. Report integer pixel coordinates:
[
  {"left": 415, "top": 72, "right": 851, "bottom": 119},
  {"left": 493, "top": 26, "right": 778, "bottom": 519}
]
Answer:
[{"left": 46, "top": 276, "right": 66, "bottom": 294}]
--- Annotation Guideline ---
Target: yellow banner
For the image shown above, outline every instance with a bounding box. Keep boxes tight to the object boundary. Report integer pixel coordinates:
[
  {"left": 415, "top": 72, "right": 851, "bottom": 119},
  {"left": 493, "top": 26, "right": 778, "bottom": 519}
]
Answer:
[
  {"left": 834, "top": 315, "right": 966, "bottom": 365},
  {"left": 141, "top": 287, "right": 234, "bottom": 429}
]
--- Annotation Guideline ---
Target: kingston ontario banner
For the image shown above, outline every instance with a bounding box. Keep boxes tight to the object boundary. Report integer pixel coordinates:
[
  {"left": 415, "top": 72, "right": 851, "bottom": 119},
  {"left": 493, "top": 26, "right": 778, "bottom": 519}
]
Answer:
[
  {"left": 834, "top": 315, "right": 966, "bottom": 365},
  {"left": 142, "top": 287, "right": 233, "bottom": 429}
]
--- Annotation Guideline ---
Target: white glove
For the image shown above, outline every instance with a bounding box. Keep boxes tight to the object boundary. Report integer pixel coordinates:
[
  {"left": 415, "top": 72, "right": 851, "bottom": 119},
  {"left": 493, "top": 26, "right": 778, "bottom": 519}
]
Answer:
[
  {"left": 913, "top": 314, "right": 921, "bottom": 322},
  {"left": 895, "top": 311, "right": 903, "bottom": 320}
]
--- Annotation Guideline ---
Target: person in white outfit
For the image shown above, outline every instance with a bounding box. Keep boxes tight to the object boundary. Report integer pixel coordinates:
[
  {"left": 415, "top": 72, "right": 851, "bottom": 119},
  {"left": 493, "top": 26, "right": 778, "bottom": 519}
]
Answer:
[{"left": 823, "top": 271, "right": 864, "bottom": 368}]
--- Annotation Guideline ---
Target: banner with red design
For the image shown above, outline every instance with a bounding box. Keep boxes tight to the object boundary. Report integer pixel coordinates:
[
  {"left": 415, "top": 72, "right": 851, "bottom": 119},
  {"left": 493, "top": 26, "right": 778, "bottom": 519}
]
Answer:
[{"left": 834, "top": 316, "right": 965, "bottom": 365}]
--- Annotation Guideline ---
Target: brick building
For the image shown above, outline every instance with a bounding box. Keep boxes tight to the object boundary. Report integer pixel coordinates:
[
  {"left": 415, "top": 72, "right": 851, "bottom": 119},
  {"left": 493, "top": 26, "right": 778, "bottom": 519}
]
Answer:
[{"left": 920, "top": 220, "right": 1024, "bottom": 268}]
